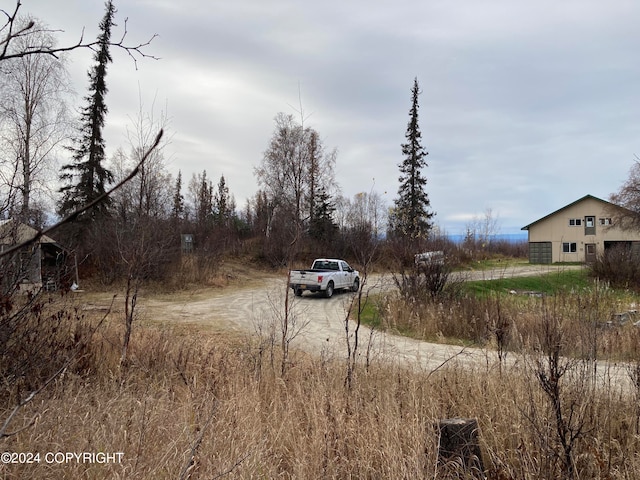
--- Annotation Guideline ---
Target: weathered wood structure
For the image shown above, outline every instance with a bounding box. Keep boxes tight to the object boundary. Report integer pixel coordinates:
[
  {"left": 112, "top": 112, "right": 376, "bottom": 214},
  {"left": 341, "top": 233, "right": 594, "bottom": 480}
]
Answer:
[{"left": 0, "top": 219, "right": 75, "bottom": 291}]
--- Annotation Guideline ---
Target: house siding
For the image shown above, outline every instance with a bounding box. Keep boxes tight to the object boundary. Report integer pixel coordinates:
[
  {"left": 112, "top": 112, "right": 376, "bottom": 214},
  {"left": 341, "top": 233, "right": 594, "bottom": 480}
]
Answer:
[{"left": 524, "top": 196, "right": 640, "bottom": 264}]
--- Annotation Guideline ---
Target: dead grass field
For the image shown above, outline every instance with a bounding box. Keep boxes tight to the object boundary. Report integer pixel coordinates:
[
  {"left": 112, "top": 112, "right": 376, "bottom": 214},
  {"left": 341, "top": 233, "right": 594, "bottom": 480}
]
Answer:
[{"left": 2, "top": 264, "right": 640, "bottom": 478}]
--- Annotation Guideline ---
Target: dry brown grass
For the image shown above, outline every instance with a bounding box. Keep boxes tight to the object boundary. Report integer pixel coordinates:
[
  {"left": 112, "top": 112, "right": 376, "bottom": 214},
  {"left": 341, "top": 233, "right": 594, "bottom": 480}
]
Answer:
[
  {"left": 381, "top": 287, "right": 640, "bottom": 363},
  {"left": 2, "top": 296, "right": 640, "bottom": 479}
]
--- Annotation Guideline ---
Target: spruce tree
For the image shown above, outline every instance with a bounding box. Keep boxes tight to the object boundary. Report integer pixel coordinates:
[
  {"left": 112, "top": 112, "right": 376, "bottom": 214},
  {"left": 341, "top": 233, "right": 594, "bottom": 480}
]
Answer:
[
  {"left": 213, "top": 174, "right": 235, "bottom": 227},
  {"left": 193, "top": 170, "right": 213, "bottom": 231},
  {"left": 171, "top": 170, "right": 184, "bottom": 220},
  {"left": 390, "top": 77, "right": 433, "bottom": 239},
  {"left": 309, "top": 188, "right": 338, "bottom": 244},
  {"left": 58, "top": 1, "right": 116, "bottom": 219}
]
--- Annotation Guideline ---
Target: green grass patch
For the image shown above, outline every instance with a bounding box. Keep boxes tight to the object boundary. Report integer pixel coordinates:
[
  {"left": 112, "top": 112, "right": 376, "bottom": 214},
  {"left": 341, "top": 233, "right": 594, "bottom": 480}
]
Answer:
[
  {"left": 462, "top": 268, "right": 591, "bottom": 296},
  {"left": 353, "top": 295, "right": 383, "bottom": 328},
  {"left": 460, "top": 256, "right": 529, "bottom": 271},
  {"left": 353, "top": 269, "right": 636, "bottom": 350},
  {"left": 355, "top": 270, "right": 593, "bottom": 328}
]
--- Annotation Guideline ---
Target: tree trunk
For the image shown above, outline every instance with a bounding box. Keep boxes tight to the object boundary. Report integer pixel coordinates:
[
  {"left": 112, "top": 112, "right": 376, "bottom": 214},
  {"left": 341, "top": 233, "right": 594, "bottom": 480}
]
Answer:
[{"left": 437, "top": 418, "right": 485, "bottom": 478}]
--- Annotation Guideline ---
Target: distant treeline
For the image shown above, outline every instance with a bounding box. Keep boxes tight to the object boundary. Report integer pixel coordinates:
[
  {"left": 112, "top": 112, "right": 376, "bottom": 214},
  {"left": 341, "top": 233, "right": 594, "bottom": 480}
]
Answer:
[{"left": 446, "top": 233, "right": 528, "bottom": 244}]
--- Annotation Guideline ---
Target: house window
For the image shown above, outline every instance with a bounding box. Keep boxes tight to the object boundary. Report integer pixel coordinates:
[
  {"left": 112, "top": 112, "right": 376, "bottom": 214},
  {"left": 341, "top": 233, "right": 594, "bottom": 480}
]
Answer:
[
  {"left": 585, "top": 217, "right": 595, "bottom": 228},
  {"left": 568, "top": 218, "right": 582, "bottom": 226},
  {"left": 599, "top": 218, "right": 612, "bottom": 226},
  {"left": 562, "top": 242, "right": 577, "bottom": 253}
]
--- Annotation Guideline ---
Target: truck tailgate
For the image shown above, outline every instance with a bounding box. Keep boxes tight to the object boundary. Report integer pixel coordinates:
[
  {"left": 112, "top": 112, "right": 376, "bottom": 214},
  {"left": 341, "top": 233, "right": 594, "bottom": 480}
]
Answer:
[{"left": 290, "top": 270, "right": 323, "bottom": 286}]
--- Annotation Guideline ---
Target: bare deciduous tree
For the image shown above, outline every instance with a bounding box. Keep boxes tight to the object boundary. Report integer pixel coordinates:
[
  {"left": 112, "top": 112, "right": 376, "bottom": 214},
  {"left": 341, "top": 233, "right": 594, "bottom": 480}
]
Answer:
[
  {"left": 0, "top": 128, "right": 163, "bottom": 438},
  {"left": 107, "top": 100, "right": 173, "bottom": 367},
  {"left": 345, "top": 191, "right": 387, "bottom": 236},
  {"left": 608, "top": 158, "right": 640, "bottom": 231},
  {"left": 0, "top": 15, "right": 71, "bottom": 224},
  {"left": 464, "top": 207, "right": 501, "bottom": 251},
  {"left": 461, "top": 207, "right": 501, "bottom": 261},
  {"left": 254, "top": 112, "right": 337, "bottom": 261},
  {"left": 111, "top": 93, "right": 173, "bottom": 220},
  {"left": 337, "top": 190, "right": 387, "bottom": 265}
]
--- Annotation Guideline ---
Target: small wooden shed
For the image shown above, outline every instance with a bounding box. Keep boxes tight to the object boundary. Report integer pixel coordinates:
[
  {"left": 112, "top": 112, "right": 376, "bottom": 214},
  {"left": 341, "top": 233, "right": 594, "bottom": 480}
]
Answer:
[{"left": 0, "top": 219, "right": 75, "bottom": 291}]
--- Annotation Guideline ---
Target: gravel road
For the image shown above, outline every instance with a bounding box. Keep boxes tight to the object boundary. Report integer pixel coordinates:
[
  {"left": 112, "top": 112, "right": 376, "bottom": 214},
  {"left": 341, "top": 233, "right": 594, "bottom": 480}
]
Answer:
[{"left": 142, "top": 263, "right": 630, "bottom": 391}]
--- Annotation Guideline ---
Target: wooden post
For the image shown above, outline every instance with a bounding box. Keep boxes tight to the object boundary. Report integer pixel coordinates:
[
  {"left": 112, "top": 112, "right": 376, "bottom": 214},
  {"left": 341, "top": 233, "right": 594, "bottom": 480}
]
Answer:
[{"left": 437, "top": 418, "right": 485, "bottom": 478}]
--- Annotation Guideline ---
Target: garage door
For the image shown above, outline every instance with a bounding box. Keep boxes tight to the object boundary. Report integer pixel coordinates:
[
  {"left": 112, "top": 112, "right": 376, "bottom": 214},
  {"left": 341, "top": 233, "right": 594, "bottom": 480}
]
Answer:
[{"left": 529, "top": 242, "right": 552, "bottom": 264}]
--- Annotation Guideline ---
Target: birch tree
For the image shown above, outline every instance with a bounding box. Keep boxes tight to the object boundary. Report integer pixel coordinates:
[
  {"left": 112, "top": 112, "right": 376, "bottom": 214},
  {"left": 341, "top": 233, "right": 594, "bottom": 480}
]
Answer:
[
  {"left": 0, "top": 16, "right": 71, "bottom": 223},
  {"left": 255, "top": 112, "right": 336, "bottom": 236}
]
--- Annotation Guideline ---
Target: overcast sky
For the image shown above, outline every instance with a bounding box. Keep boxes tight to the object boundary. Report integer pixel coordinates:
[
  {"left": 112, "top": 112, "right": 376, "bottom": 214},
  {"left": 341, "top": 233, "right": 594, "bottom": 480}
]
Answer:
[{"left": 19, "top": 0, "right": 640, "bottom": 235}]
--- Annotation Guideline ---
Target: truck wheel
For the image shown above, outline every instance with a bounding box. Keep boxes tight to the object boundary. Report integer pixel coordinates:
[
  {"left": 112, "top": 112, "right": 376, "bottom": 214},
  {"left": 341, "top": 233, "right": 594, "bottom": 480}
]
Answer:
[
  {"left": 294, "top": 287, "right": 303, "bottom": 297},
  {"left": 351, "top": 277, "right": 360, "bottom": 292},
  {"left": 324, "top": 281, "right": 334, "bottom": 298}
]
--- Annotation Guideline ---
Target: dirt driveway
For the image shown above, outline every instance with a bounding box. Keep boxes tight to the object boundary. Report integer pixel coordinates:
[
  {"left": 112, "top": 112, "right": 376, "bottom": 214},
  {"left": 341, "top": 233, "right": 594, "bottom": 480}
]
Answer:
[
  {"left": 134, "top": 262, "right": 634, "bottom": 391},
  {"left": 141, "top": 264, "right": 595, "bottom": 374},
  {"left": 138, "top": 261, "right": 632, "bottom": 392}
]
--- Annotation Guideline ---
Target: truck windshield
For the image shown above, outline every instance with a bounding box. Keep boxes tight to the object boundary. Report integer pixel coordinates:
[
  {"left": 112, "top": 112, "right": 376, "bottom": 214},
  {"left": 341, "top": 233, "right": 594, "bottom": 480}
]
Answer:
[{"left": 314, "top": 260, "right": 339, "bottom": 270}]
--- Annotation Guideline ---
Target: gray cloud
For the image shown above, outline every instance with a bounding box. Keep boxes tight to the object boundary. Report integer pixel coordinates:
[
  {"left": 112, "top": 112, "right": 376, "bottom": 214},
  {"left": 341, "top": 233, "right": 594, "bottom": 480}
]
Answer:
[{"left": 20, "top": 0, "right": 640, "bottom": 235}]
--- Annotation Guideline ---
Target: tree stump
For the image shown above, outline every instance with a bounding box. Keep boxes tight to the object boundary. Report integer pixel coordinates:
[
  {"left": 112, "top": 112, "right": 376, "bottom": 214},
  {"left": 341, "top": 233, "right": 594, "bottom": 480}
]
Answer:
[{"left": 437, "top": 418, "right": 485, "bottom": 478}]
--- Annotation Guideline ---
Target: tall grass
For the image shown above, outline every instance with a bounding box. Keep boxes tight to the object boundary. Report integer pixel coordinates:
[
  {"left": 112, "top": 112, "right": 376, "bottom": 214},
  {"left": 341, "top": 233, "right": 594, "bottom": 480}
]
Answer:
[
  {"left": 2, "top": 300, "right": 640, "bottom": 479},
  {"left": 377, "top": 272, "right": 640, "bottom": 363}
]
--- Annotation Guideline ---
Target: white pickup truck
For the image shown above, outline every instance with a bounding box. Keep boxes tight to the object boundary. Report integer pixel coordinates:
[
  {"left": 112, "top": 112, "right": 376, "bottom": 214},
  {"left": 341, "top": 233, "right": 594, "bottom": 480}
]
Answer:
[{"left": 289, "top": 258, "right": 360, "bottom": 298}]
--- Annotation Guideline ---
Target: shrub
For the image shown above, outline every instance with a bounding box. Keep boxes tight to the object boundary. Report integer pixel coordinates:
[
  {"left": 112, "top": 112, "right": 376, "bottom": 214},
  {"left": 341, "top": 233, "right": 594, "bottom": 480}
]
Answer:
[
  {"left": 0, "top": 291, "right": 102, "bottom": 421},
  {"left": 590, "top": 244, "right": 640, "bottom": 290},
  {"left": 393, "top": 257, "right": 466, "bottom": 305}
]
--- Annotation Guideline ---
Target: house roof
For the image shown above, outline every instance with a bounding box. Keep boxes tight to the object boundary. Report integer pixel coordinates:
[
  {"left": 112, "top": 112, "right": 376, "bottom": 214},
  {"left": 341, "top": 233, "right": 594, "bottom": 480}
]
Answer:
[
  {"left": 0, "top": 219, "right": 59, "bottom": 246},
  {"left": 521, "top": 194, "right": 622, "bottom": 231}
]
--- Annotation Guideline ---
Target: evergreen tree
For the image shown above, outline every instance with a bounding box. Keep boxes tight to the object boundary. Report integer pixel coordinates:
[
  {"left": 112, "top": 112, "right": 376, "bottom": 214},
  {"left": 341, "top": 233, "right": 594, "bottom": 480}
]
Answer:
[
  {"left": 190, "top": 170, "right": 213, "bottom": 231},
  {"left": 309, "top": 188, "right": 338, "bottom": 244},
  {"left": 213, "top": 174, "right": 235, "bottom": 227},
  {"left": 390, "top": 77, "right": 433, "bottom": 239},
  {"left": 171, "top": 170, "right": 184, "bottom": 220},
  {"left": 58, "top": 1, "right": 116, "bottom": 218}
]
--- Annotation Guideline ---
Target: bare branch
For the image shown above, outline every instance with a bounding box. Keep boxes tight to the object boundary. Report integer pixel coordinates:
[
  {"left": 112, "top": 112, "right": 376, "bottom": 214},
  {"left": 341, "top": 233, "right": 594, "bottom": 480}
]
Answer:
[
  {"left": 178, "top": 403, "right": 217, "bottom": 480},
  {"left": 0, "top": 1, "right": 23, "bottom": 58},
  {"left": 0, "top": 1, "right": 159, "bottom": 64},
  {"left": 2, "top": 33, "right": 159, "bottom": 63},
  {"left": 0, "top": 129, "right": 164, "bottom": 259},
  {"left": 0, "top": 361, "right": 68, "bottom": 438},
  {"left": 426, "top": 348, "right": 470, "bottom": 379},
  {"left": 607, "top": 159, "right": 640, "bottom": 231},
  {"left": 212, "top": 452, "right": 252, "bottom": 480}
]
